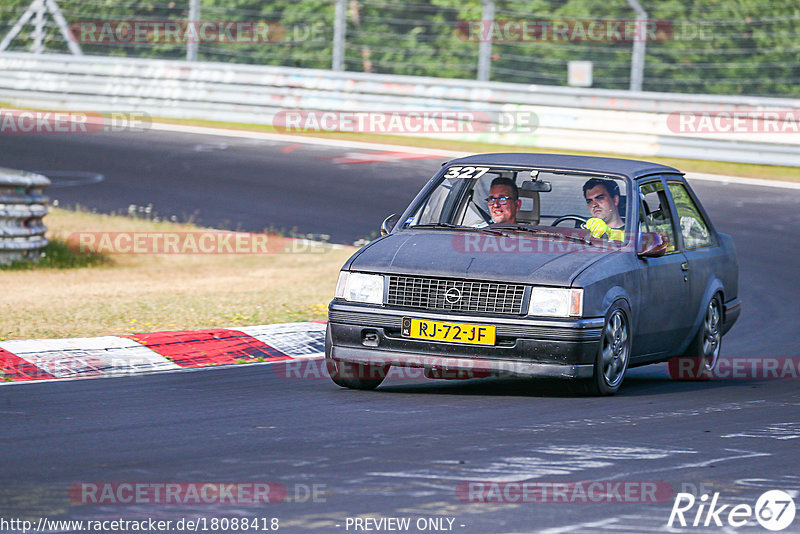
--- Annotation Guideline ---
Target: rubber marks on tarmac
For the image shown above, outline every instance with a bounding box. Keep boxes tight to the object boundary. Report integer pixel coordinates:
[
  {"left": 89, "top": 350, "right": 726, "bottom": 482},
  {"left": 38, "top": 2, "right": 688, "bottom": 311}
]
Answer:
[{"left": 0, "top": 322, "right": 326, "bottom": 384}]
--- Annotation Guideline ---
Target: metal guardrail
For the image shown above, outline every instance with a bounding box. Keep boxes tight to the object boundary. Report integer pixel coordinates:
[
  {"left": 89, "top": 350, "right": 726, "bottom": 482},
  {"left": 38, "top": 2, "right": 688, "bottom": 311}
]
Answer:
[
  {"left": 0, "top": 166, "right": 49, "bottom": 265},
  {"left": 0, "top": 52, "right": 799, "bottom": 166}
]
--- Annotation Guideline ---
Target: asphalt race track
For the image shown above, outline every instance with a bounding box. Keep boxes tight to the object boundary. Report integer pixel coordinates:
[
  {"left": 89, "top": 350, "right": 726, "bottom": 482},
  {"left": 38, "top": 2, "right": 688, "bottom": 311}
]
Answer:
[
  {"left": 0, "top": 128, "right": 438, "bottom": 244},
  {"left": 1, "top": 128, "right": 799, "bottom": 533}
]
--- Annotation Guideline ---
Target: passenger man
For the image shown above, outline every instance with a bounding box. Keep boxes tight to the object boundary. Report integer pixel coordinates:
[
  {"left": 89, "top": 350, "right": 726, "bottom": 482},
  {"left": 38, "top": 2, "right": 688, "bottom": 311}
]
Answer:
[
  {"left": 486, "top": 177, "right": 521, "bottom": 224},
  {"left": 583, "top": 177, "right": 625, "bottom": 241}
]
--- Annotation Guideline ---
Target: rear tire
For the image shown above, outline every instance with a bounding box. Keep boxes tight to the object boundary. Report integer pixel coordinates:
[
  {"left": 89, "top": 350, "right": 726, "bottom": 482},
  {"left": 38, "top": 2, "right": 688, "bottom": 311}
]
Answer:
[{"left": 668, "top": 294, "right": 722, "bottom": 381}]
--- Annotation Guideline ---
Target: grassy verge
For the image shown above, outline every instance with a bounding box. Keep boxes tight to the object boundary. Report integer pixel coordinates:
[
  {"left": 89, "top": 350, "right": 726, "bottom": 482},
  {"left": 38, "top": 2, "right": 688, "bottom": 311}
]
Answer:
[
  {"left": 154, "top": 117, "right": 800, "bottom": 183},
  {"left": 2, "top": 240, "right": 109, "bottom": 270},
  {"left": 0, "top": 208, "right": 353, "bottom": 340}
]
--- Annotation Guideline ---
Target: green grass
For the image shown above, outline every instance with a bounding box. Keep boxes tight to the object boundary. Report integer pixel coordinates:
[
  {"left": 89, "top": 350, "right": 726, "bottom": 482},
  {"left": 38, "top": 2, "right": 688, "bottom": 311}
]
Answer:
[
  {"left": 2, "top": 207, "right": 353, "bottom": 340},
  {"left": 0, "top": 240, "right": 109, "bottom": 270}
]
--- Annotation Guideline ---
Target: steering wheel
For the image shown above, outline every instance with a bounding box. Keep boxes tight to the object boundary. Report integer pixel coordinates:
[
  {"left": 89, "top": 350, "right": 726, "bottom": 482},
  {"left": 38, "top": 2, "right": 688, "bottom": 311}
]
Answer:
[{"left": 551, "top": 215, "right": 589, "bottom": 228}]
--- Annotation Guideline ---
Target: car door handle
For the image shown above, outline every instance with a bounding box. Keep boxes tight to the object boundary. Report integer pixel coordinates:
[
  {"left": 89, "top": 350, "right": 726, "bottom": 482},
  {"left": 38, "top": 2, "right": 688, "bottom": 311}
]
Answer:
[{"left": 681, "top": 261, "right": 690, "bottom": 271}]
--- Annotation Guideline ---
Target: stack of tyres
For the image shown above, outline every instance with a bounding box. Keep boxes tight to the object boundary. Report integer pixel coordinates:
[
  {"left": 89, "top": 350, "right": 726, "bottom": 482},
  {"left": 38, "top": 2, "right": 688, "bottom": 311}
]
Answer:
[{"left": 0, "top": 167, "right": 49, "bottom": 265}]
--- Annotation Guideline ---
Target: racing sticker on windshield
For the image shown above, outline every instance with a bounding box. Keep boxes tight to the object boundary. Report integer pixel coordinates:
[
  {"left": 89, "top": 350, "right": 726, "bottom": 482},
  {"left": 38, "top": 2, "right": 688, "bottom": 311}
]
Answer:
[{"left": 443, "top": 166, "right": 490, "bottom": 179}]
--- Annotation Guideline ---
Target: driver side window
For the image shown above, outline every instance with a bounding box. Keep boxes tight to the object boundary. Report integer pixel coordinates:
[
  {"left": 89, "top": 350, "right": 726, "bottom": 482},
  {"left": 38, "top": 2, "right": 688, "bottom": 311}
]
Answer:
[{"left": 639, "top": 181, "right": 676, "bottom": 253}]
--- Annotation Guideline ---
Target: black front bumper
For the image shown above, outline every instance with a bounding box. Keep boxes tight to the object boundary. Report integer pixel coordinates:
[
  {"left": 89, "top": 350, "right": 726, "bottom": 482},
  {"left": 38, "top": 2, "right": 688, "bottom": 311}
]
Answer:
[{"left": 327, "top": 302, "right": 604, "bottom": 379}]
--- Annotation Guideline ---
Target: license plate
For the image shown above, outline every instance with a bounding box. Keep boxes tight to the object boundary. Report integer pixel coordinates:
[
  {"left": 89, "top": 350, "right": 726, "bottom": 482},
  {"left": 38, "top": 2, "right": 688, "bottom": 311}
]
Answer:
[{"left": 402, "top": 318, "right": 496, "bottom": 345}]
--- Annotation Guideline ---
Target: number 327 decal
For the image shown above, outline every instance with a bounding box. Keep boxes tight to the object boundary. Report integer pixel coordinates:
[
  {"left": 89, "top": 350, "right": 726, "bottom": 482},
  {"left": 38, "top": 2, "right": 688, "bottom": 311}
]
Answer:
[{"left": 443, "top": 166, "right": 490, "bottom": 179}]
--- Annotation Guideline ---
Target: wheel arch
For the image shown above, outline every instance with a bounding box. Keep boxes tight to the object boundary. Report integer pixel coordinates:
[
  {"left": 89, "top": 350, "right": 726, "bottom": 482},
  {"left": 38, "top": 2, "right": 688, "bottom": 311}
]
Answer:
[
  {"left": 674, "top": 280, "right": 723, "bottom": 357},
  {"left": 601, "top": 286, "right": 633, "bottom": 333},
  {"left": 691, "top": 278, "right": 725, "bottom": 340}
]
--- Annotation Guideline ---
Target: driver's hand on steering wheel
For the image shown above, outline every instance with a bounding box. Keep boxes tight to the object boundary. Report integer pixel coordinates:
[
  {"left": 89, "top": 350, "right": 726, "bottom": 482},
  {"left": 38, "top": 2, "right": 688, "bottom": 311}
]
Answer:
[
  {"left": 586, "top": 218, "right": 625, "bottom": 241},
  {"left": 586, "top": 218, "right": 609, "bottom": 238}
]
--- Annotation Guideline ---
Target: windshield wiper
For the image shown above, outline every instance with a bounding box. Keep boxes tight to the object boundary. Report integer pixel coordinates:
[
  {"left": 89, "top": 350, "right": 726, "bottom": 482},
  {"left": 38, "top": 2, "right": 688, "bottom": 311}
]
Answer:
[
  {"left": 411, "top": 223, "right": 506, "bottom": 236},
  {"left": 410, "top": 223, "right": 463, "bottom": 229},
  {"left": 491, "top": 225, "right": 596, "bottom": 246}
]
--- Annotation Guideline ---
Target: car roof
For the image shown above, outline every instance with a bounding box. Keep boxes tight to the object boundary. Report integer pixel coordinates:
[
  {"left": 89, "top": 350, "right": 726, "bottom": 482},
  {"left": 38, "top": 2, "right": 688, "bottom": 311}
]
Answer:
[{"left": 446, "top": 153, "right": 682, "bottom": 180}]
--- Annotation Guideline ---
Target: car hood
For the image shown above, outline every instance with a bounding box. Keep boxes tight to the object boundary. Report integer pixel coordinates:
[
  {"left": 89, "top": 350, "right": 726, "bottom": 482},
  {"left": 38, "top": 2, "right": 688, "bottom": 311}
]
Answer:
[{"left": 348, "top": 230, "right": 611, "bottom": 286}]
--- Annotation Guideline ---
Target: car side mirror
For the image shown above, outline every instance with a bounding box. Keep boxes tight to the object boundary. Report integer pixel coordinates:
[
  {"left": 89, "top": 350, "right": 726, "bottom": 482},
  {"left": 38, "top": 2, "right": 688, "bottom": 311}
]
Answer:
[
  {"left": 380, "top": 213, "right": 398, "bottom": 236},
  {"left": 638, "top": 231, "right": 668, "bottom": 258}
]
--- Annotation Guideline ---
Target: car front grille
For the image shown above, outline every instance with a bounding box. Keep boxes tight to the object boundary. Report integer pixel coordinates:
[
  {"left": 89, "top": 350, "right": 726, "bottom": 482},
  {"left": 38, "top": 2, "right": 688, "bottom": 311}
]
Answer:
[{"left": 386, "top": 275, "right": 525, "bottom": 315}]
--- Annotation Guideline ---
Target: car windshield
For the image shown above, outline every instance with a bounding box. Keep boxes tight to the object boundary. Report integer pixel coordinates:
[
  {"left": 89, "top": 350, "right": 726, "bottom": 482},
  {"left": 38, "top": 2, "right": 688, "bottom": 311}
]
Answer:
[{"left": 400, "top": 165, "right": 630, "bottom": 244}]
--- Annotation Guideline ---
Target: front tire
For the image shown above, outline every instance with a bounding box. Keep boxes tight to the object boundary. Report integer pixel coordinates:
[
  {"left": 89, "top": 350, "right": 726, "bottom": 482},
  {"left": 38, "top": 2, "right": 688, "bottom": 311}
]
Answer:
[
  {"left": 325, "top": 324, "right": 389, "bottom": 390},
  {"left": 326, "top": 357, "right": 389, "bottom": 390},
  {"left": 578, "top": 303, "right": 631, "bottom": 396}
]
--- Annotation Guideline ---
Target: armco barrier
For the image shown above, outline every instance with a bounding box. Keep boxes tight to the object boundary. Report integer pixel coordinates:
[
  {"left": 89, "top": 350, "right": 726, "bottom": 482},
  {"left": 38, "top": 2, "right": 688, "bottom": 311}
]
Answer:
[
  {"left": 0, "top": 52, "right": 799, "bottom": 166},
  {"left": 0, "top": 167, "right": 49, "bottom": 265}
]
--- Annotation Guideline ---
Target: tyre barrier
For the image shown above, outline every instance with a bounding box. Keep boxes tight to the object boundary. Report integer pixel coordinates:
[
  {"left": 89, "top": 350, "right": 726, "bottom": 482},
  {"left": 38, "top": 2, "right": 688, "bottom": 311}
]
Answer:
[{"left": 0, "top": 167, "right": 50, "bottom": 265}]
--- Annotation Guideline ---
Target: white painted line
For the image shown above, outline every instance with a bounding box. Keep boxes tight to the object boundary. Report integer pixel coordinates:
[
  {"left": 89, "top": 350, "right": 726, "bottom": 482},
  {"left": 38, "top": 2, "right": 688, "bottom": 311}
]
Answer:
[
  {"left": 721, "top": 422, "right": 800, "bottom": 440},
  {"left": 292, "top": 237, "right": 344, "bottom": 250},
  {"left": 734, "top": 475, "right": 800, "bottom": 491},
  {"left": 605, "top": 449, "right": 771, "bottom": 481},
  {"left": 686, "top": 172, "right": 800, "bottom": 190},
  {"left": 148, "top": 121, "right": 800, "bottom": 191},
  {"left": 147, "top": 122, "right": 467, "bottom": 158},
  {"left": 33, "top": 170, "right": 105, "bottom": 187},
  {"left": 538, "top": 518, "right": 621, "bottom": 534}
]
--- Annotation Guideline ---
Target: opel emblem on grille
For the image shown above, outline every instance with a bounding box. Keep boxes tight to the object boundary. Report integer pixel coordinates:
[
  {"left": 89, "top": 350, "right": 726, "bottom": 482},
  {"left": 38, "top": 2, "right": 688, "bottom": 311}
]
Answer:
[{"left": 444, "top": 287, "right": 462, "bottom": 304}]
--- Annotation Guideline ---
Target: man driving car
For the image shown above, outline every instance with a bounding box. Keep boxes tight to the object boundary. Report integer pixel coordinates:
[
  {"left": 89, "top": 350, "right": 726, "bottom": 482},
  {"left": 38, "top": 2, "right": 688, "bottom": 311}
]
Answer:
[{"left": 583, "top": 178, "right": 625, "bottom": 241}]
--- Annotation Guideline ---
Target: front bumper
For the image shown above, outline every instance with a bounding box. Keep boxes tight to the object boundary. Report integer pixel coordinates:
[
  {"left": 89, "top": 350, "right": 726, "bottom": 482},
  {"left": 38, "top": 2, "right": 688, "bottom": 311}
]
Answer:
[{"left": 327, "top": 301, "right": 604, "bottom": 379}]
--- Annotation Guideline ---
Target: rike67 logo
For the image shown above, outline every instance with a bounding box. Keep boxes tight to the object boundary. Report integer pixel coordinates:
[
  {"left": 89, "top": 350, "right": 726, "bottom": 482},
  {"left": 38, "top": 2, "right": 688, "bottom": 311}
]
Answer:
[{"left": 669, "top": 490, "right": 796, "bottom": 531}]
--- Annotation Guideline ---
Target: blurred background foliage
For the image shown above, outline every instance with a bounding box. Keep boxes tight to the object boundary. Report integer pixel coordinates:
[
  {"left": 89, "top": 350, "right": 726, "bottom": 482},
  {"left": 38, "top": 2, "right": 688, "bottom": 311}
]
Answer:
[{"left": 0, "top": 0, "right": 797, "bottom": 96}]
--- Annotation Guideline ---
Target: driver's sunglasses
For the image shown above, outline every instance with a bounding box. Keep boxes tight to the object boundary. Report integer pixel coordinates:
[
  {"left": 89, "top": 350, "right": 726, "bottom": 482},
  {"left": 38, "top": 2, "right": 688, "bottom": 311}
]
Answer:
[{"left": 486, "top": 195, "right": 515, "bottom": 205}]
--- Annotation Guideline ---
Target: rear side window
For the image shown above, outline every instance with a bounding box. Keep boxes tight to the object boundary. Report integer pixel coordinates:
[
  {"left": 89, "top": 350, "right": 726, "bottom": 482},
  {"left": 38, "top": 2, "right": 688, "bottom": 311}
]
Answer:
[
  {"left": 667, "top": 182, "right": 713, "bottom": 249},
  {"left": 639, "top": 181, "right": 676, "bottom": 252}
]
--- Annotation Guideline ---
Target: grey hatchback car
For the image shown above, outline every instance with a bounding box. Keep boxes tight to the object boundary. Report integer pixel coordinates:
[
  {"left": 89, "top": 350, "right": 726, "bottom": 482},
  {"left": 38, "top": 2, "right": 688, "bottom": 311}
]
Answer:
[{"left": 326, "top": 153, "right": 740, "bottom": 395}]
